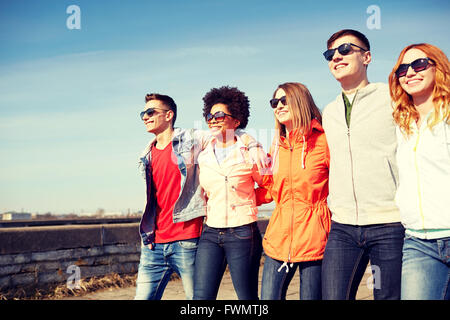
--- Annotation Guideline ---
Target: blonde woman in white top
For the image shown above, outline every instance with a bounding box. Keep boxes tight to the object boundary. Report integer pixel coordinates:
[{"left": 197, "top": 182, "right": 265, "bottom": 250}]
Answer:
[{"left": 389, "top": 43, "right": 450, "bottom": 300}]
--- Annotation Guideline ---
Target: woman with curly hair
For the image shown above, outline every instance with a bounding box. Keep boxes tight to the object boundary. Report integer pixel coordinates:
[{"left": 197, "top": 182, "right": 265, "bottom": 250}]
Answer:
[
  {"left": 193, "top": 86, "right": 264, "bottom": 300},
  {"left": 388, "top": 43, "right": 450, "bottom": 300}
]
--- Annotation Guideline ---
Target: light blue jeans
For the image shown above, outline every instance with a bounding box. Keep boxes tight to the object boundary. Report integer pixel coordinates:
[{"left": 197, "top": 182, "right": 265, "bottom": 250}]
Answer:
[
  {"left": 401, "top": 235, "right": 450, "bottom": 300},
  {"left": 134, "top": 238, "right": 199, "bottom": 300}
]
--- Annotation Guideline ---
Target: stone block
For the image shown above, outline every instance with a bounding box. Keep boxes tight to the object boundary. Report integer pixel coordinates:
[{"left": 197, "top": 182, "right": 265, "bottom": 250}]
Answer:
[
  {"left": 11, "top": 273, "right": 36, "bottom": 286},
  {"left": 0, "top": 264, "right": 21, "bottom": 276},
  {"left": 0, "top": 275, "right": 11, "bottom": 290},
  {"left": 0, "top": 225, "right": 103, "bottom": 255},
  {"left": 102, "top": 223, "right": 140, "bottom": 245}
]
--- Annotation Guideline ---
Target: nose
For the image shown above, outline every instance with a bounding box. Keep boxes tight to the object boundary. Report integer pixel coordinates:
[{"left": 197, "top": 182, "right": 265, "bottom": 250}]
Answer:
[
  {"left": 208, "top": 117, "right": 218, "bottom": 125},
  {"left": 332, "top": 50, "right": 343, "bottom": 62},
  {"left": 405, "top": 65, "right": 416, "bottom": 77},
  {"left": 274, "top": 101, "right": 285, "bottom": 112}
]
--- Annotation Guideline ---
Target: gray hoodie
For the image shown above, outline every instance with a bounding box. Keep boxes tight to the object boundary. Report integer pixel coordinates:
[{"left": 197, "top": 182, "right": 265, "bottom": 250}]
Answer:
[{"left": 322, "top": 82, "right": 400, "bottom": 225}]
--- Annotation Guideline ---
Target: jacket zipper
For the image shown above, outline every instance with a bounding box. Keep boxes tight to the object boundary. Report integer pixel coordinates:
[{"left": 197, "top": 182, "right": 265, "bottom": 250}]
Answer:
[
  {"left": 288, "top": 143, "right": 294, "bottom": 263},
  {"left": 413, "top": 132, "right": 425, "bottom": 229},
  {"left": 347, "top": 128, "right": 359, "bottom": 223},
  {"left": 225, "top": 175, "right": 229, "bottom": 226}
]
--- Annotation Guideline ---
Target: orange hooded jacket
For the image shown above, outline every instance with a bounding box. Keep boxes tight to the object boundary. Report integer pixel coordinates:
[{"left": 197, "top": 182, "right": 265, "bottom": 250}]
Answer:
[{"left": 256, "top": 119, "right": 331, "bottom": 263}]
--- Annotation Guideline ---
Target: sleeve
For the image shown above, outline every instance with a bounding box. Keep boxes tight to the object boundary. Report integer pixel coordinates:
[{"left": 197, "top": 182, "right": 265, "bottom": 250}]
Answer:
[
  {"left": 255, "top": 173, "right": 273, "bottom": 206},
  {"left": 192, "top": 129, "right": 212, "bottom": 150},
  {"left": 325, "top": 137, "right": 330, "bottom": 169},
  {"left": 254, "top": 149, "right": 274, "bottom": 206}
]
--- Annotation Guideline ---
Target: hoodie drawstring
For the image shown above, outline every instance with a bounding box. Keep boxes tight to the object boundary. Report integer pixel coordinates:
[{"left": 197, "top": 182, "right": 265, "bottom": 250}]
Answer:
[{"left": 277, "top": 261, "right": 294, "bottom": 273}]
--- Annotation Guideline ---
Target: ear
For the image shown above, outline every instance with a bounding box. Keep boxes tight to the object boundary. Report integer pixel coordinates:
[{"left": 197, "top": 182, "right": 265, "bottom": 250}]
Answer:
[
  {"left": 363, "top": 50, "right": 372, "bottom": 67},
  {"left": 234, "top": 119, "right": 241, "bottom": 129},
  {"left": 165, "top": 110, "right": 174, "bottom": 123}
]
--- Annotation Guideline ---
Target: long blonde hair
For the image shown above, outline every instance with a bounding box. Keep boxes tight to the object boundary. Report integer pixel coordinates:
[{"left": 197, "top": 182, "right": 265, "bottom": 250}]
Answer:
[
  {"left": 388, "top": 43, "right": 450, "bottom": 136},
  {"left": 273, "top": 82, "right": 322, "bottom": 137}
]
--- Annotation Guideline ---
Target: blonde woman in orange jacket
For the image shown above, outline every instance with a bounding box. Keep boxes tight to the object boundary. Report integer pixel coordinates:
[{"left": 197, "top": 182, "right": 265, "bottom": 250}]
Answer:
[{"left": 257, "top": 82, "right": 331, "bottom": 300}]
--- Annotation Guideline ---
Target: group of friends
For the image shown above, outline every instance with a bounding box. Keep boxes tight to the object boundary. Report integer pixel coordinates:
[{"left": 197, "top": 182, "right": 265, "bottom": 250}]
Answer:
[{"left": 133, "top": 29, "right": 450, "bottom": 300}]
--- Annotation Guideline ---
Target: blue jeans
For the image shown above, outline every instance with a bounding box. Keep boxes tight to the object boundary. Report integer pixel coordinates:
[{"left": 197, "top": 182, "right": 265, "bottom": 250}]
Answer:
[
  {"left": 134, "top": 238, "right": 199, "bottom": 300},
  {"left": 261, "top": 255, "right": 322, "bottom": 300},
  {"left": 193, "top": 222, "right": 262, "bottom": 300},
  {"left": 401, "top": 235, "right": 450, "bottom": 300},
  {"left": 322, "top": 221, "right": 404, "bottom": 300}
]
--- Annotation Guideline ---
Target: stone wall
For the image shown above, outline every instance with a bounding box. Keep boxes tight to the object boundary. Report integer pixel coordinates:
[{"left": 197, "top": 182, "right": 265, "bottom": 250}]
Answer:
[
  {"left": 0, "top": 219, "right": 269, "bottom": 297},
  {"left": 0, "top": 223, "right": 141, "bottom": 295}
]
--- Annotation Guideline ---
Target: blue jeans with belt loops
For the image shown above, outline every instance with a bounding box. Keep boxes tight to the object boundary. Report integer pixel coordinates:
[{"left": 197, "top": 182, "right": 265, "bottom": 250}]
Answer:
[
  {"left": 401, "top": 235, "right": 450, "bottom": 300},
  {"left": 321, "top": 221, "right": 404, "bottom": 300},
  {"left": 134, "top": 238, "right": 198, "bottom": 300},
  {"left": 193, "top": 222, "right": 262, "bottom": 300}
]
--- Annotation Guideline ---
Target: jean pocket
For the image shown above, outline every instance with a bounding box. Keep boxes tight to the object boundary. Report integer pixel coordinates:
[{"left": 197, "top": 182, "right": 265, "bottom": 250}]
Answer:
[
  {"left": 230, "top": 224, "right": 253, "bottom": 240},
  {"left": 178, "top": 238, "right": 199, "bottom": 250}
]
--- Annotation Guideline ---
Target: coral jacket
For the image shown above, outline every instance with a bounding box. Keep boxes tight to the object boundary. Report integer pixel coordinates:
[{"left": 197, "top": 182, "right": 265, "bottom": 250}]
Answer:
[
  {"left": 198, "top": 135, "right": 263, "bottom": 228},
  {"left": 256, "top": 119, "right": 331, "bottom": 263}
]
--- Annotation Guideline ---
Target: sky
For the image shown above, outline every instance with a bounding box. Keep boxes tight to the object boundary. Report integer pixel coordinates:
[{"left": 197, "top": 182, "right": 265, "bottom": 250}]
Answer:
[{"left": 1, "top": 0, "right": 449, "bottom": 215}]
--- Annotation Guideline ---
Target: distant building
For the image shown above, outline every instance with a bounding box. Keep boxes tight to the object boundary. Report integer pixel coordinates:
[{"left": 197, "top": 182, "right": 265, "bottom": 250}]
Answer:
[{"left": 2, "top": 212, "right": 32, "bottom": 220}]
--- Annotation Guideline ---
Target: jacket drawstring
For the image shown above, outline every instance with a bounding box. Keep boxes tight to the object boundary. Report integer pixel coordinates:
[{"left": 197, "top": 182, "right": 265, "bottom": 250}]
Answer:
[
  {"left": 277, "top": 261, "right": 294, "bottom": 273},
  {"left": 301, "top": 135, "right": 306, "bottom": 169}
]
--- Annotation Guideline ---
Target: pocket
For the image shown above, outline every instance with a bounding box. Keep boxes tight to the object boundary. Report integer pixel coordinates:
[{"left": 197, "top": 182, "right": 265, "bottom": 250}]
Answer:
[
  {"left": 178, "top": 238, "right": 199, "bottom": 250},
  {"left": 384, "top": 156, "right": 398, "bottom": 191},
  {"left": 230, "top": 224, "right": 253, "bottom": 240}
]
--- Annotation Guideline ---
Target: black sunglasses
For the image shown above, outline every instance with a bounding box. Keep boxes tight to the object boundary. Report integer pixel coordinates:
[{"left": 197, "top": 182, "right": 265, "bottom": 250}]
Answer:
[
  {"left": 395, "top": 57, "right": 434, "bottom": 78},
  {"left": 323, "top": 43, "right": 368, "bottom": 61},
  {"left": 269, "top": 96, "right": 287, "bottom": 109},
  {"left": 140, "top": 107, "right": 169, "bottom": 120},
  {"left": 206, "top": 111, "right": 235, "bottom": 123}
]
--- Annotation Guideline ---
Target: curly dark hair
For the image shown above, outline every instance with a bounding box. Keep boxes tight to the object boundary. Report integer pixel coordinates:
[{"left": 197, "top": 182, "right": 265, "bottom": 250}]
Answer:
[{"left": 202, "top": 86, "right": 250, "bottom": 129}]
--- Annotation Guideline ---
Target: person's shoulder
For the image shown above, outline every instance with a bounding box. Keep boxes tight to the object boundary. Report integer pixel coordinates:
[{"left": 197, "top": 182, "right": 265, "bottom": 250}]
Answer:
[
  {"left": 322, "top": 93, "right": 341, "bottom": 116},
  {"left": 364, "top": 82, "right": 389, "bottom": 96}
]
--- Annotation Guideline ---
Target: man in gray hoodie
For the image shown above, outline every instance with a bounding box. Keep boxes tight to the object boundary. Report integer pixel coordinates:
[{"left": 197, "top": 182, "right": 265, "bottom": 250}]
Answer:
[{"left": 321, "top": 29, "right": 404, "bottom": 300}]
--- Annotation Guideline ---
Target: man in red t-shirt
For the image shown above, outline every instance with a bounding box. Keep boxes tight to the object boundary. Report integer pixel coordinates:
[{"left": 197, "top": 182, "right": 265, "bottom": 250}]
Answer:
[{"left": 135, "top": 94, "right": 203, "bottom": 300}]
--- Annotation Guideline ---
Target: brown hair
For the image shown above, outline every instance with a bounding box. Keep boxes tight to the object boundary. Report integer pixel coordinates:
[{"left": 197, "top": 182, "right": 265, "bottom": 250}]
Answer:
[
  {"left": 145, "top": 93, "right": 177, "bottom": 126},
  {"left": 326, "top": 29, "right": 370, "bottom": 50}
]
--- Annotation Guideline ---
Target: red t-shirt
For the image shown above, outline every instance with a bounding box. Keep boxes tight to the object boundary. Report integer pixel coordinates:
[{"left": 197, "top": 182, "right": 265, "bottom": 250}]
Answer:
[{"left": 151, "top": 142, "right": 203, "bottom": 243}]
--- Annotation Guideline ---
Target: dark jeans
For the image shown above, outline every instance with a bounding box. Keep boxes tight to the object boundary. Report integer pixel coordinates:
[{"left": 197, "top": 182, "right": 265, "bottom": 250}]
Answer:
[
  {"left": 193, "top": 222, "right": 262, "bottom": 300},
  {"left": 322, "top": 221, "right": 405, "bottom": 300},
  {"left": 261, "top": 255, "right": 322, "bottom": 300}
]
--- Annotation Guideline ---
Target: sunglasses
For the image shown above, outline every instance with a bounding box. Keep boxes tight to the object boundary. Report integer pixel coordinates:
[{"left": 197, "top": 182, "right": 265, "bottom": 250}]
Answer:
[
  {"left": 323, "top": 43, "right": 368, "bottom": 61},
  {"left": 205, "top": 111, "right": 235, "bottom": 123},
  {"left": 269, "top": 96, "right": 287, "bottom": 109},
  {"left": 395, "top": 57, "right": 434, "bottom": 78},
  {"left": 140, "top": 107, "right": 169, "bottom": 120}
]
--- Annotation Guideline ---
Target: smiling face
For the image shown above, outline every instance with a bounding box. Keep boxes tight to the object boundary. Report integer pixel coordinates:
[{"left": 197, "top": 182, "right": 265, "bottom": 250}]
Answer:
[
  {"left": 327, "top": 35, "right": 371, "bottom": 86},
  {"left": 141, "top": 99, "right": 171, "bottom": 134},
  {"left": 399, "top": 48, "right": 436, "bottom": 100},
  {"left": 273, "top": 88, "right": 293, "bottom": 132},
  {"left": 207, "top": 103, "right": 240, "bottom": 140}
]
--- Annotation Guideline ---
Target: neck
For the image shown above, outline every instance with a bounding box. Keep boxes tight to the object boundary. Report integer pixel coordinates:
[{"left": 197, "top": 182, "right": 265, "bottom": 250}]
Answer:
[
  {"left": 413, "top": 93, "right": 435, "bottom": 121},
  {"left": 341, "top": 75, "right": 369, "bottom": 94},
  {"left": 216, "top": 129, "right": 236, "bottom": 148},
  {"left": 284, "top": 121, "right": 293, "bottom": 136},
  {"left": 154, "top": 126, "right": 174, "bottom": 149}
]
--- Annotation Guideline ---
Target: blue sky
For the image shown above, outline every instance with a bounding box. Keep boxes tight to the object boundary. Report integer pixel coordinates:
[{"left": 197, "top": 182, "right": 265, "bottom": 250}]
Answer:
[{"left": 1, "top": 0, "right": 449, "bottom": 214}]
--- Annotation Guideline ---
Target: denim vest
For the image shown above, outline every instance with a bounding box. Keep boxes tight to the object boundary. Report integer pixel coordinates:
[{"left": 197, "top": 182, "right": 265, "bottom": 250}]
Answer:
[{"left": 138, "top": 128, "right": 207, "bottom": 246}]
